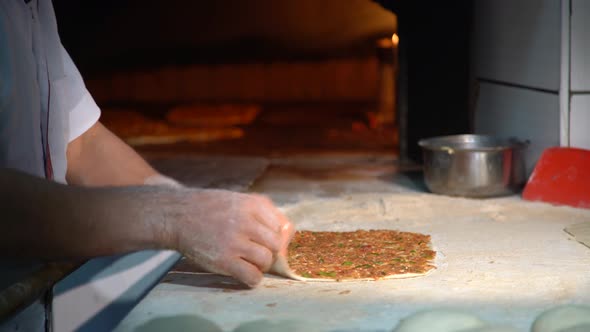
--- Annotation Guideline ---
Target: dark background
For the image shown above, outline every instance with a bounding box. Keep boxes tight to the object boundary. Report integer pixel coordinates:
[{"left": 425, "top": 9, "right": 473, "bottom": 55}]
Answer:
[
  {"left": 377, "top": 0, "right": 472, "bottom": 160},
  {"left": 54, "top": 0, "right": 472, "bottom": 162}
]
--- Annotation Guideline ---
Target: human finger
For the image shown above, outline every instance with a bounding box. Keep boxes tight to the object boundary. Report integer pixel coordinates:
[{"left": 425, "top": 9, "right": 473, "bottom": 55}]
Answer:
[
  {"left": 226, "top": 258, "right": 264, "bottom": 288},
  {"left": 250, "top": 197, "right": 283, "bottom": 233},
  {"left": 237, "top": 241, "right": 274, "bottom": 272},
  {"left": 244, "top": 218, "right": 282, "bottom": 253}
]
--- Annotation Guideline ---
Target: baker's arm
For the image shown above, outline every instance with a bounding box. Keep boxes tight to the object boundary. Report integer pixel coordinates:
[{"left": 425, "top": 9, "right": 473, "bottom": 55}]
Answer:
[
  {"left": 63, "top": 115, "right": 294, "bottom": 286},
  {"left": 0, "top": 169, "right": 163, "bottom": 257},
  {"left": 0, "top": 168, "right": 291, "bottom": 287},
  {"left": 66, "top": 121, "right": 177, "bottom": 187}
]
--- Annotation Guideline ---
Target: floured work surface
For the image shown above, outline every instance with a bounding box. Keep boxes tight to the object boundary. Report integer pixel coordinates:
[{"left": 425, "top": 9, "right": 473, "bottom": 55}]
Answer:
[
  {"left": 146, "top": 156, "right": 269, "bottom": 192},
  {"left": 274, "top": 230, "right": 435, "bottom": 281},
  {"left": 565, "top": 222, "right": 590, "bottom": 249},
  {"left": 115, "top": 193, "right": 590, "bottom": 332}
]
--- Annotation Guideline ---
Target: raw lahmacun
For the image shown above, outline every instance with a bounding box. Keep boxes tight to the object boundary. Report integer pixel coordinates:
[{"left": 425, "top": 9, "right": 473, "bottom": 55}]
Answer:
[{"left": 285, "top": 229, "right": 436, "bottom": 281}]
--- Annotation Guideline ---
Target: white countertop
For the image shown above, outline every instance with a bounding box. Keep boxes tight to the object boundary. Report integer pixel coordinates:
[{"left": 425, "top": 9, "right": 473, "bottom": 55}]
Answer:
[{"left": 114, "top": 155, "right": 590, "bottom": 331}]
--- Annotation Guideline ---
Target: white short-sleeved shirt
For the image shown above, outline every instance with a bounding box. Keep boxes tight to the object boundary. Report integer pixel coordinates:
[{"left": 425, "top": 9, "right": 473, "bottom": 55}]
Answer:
[
  {"left": 0, "top": 0, "right": 101, "bottom": 291},
  {"left": 0, "top": 0, "right": 101, "bottom": 184}
]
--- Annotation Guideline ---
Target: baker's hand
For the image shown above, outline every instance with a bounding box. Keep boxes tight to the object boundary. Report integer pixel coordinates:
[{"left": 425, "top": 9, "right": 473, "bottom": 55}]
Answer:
[{"left": 163, "top": 189, "right": 293, "bottom": 287}]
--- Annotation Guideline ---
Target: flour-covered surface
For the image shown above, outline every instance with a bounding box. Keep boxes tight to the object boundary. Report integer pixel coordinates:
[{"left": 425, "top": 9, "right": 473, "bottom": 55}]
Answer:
[
  {"left": 566, "top": 222, "right": 590, "bottom": 249},
  {"left": 146, "top": 155, "right": 269, "bottom": 192},
  {"left": 114, "top": 155, "right": 590, "bottom": 332}
]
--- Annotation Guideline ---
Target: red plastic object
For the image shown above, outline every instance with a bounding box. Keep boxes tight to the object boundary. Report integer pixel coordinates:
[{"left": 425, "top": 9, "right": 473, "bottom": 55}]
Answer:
[{"left": 523, "top": 147, "right": 590, "bottom": 209}]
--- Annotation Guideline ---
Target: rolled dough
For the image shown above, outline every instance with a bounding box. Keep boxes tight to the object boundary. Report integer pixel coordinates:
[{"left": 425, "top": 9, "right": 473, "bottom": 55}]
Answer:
[
  {"left": 233, "top": 319, "right": 320, "bottom": 332},
  {"left": 558, "top": 325, "right": 590, "bottom": 332},
  {"left": 392, "top": 309, "right": 487, "bottom": 332},
  {"left": 270, "top": 254, "right": 433, "bottom": 282},
  {"left": 531, "top": 305, "right": 590, "bottom": 332},
  {"left": 462, "top": 326, "right": 520, "bottom": 332},
  {"left": 269, "top": 230, "right": 437, "bottom": 282}
]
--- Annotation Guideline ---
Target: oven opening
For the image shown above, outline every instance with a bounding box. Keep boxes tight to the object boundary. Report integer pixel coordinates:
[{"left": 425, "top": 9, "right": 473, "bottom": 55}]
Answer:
[
  {"left": 57, "top": 2, "right": 407, "bottom": 159},
  {"left": 91, "top": 36, "right": 400, "bottom": 157},
  {"left": 56, "top": 1, "right": 472, "bottom": 162}
]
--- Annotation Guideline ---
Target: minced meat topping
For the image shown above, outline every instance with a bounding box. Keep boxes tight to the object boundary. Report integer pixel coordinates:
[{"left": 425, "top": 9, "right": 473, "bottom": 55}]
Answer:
[{"left": 287, "top": 230, "right": 436, "bottom": 280}]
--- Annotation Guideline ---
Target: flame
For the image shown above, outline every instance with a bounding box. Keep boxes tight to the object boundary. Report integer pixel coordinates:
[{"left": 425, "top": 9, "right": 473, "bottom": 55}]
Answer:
[{"left": 392, "top": 33, "right": 399, "bottom": 47}]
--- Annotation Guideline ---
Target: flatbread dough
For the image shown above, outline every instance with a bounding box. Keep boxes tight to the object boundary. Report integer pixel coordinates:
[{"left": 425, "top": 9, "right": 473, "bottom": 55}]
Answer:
[
  {"left": 100, "top": 109, "right": 244, "bottom": 146},
  {"left": 233, "top": 320, "right": 320, "bottom": 332},
  {"left": 393, "top": 309, "right": 487, "bottom": 332},
  {"left": 166, "top": 104, "right": 261, "bottom": 127},
  {"left": 271, "top": 256, "right": 432, "bottom": 282},
  {"left": 461, "top": 327, "right": 520, "bottom": 332},
  {"left": 532, "top": 305, "right": 590, "bottom": 332},
  {"left": 123, "top": 127, "right": 243, "bottom": 146},
  {"left": 271, "top": 230, "right": 436, "bottom": 282}
]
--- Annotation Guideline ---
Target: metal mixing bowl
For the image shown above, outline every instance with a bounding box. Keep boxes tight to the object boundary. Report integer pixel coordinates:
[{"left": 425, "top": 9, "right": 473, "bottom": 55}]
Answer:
[{"left": 418, "top": 135, "right": 529, "bottom": 197}]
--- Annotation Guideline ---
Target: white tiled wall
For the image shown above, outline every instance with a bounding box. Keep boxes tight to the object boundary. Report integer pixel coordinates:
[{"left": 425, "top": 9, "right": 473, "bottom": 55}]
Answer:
[
  {"left": 570, "top": 95, "right": 590, "bottom": 149},
  {"left": 472, "top": 0, "right": 589, "bottom": 173},
  {"left": 472, "top": 0, "right": 560, "bottom": 91},
  {"left": 571, "top": 0, "right": 590, "bottom": 92},
  {"left": 475, "top": 82, "right": 560, "bottom": 174}
]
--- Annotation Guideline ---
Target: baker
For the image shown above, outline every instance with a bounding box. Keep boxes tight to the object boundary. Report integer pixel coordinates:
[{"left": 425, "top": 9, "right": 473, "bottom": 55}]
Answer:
[{"left": 0, "top": 0, "right": 293, "bottom": 289}]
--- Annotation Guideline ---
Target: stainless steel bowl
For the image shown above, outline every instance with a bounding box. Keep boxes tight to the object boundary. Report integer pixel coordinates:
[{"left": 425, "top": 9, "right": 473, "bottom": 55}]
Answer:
[{"left": 418, "top": 135, "right": 528, "bottom": 197}]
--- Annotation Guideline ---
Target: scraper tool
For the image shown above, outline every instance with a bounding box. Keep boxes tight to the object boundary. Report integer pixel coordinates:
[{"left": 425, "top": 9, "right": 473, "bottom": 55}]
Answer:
[{"left": 522, "top": 147, "right": 590, "bottom": 209}]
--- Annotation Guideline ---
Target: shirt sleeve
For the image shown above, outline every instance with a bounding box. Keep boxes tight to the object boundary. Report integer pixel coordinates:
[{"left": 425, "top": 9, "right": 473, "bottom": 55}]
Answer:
[{"left": 59, "top": 45, "right": 101, "bottom": 142}]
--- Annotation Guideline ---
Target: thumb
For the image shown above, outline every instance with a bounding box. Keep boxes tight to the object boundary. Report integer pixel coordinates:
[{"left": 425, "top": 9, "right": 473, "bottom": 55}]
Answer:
[{"left": 278, "top": 222, "right": 295, "bottom": 257}]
